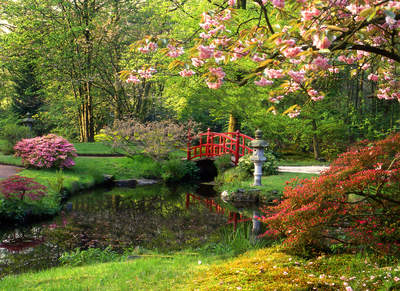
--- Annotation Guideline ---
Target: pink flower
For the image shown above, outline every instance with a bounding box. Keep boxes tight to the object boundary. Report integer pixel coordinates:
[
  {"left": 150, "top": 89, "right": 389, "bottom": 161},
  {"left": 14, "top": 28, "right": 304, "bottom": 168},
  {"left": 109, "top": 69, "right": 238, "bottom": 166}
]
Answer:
[
  {"left": 282, "top": 47, "right": 303, "bottom": 58},
  {"left": 228, "top": 0, "right": 236, "bottom": 7},
  {"left": 126, "top": 75, "right": 141, "bottom": 84},
  {"left": 301, "top": 8, "right": 320, "bottom": 21},
  {"left": 288, "top": 70, "right": 306, "bottom": 83},
  {"left": 206, "top": 79, "right": 222, "bottom": 89},
  {"left": 312, "top": 56, "right": 331, "bottom": 70},
  {"left": 198, "top": 45, "right": 215, "bottom": 59},
  {"left": 167, "top": 45, "right": 184, "bottom": 58},
  {"left": 191, "top": 58, "right": 204, "bottom": 67},
  {"left": 271, "top": 0, "right": 285, "bottom": 8},
  {"left": 367, "top": 73, "right": 379, "bottom": 82},
  {"left": 313, "top": 35, "right": 331, "bottom": 49},
  {"left": 179, "top": 69, "right": 195, "bottom": 77},
  {"left": 209, "top": 67, "right": 226, "bottom": 79},
  {"left": 264, "top": 68, "right": 283, "bottom": 79},
  {"left": 255, "top": 77, "right": 273, "bottom": 86}
]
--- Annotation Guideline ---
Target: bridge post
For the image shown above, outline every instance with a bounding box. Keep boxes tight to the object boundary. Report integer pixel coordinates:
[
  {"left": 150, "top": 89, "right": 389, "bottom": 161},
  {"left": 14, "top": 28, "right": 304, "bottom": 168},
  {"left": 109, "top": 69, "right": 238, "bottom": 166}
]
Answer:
[
  {"left": 187, "top": 129, "right": 192, "bottom": 160},
  {"left": 206, "top": 128, "right": 211, "bottom": 157},
  {"left": 234, "top": 130, "right": 240, "bottom": 165}
]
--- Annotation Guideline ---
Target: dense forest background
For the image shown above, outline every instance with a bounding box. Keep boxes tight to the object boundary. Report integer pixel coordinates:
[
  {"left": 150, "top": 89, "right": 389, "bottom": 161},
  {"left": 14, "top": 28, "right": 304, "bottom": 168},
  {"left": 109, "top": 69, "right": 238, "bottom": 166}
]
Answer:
[{"left": 0, "top": 0, "right": 399, "bottom": 160}]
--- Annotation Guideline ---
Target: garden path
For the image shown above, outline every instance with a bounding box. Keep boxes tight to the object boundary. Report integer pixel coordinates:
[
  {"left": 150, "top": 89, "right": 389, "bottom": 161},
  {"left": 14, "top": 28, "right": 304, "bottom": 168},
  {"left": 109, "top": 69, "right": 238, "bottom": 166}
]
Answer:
[
  {"left": 0, "top": 164, "right": 23, "bottom": 178},
  {"left": 278, "top": 165, "right": 329, "bottom": 174}
]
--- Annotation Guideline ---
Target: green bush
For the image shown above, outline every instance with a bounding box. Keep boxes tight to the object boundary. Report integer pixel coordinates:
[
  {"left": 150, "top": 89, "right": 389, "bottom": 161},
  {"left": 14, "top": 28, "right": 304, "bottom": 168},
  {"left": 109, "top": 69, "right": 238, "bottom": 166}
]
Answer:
[
  {"left": 237, "top": 153, "right": 278, "bottom": 176},
  {"left": 161, "top": 159, "right": 199, "bottom": 183},
  {"left": 0, "top": 124, "right": 32, "bottom": 154},
  {"left": 214, "top": 155, "right": 234, "bottom": 174},
  {"left": 214, "top": 167, "right": 250, "bottom": 187}
]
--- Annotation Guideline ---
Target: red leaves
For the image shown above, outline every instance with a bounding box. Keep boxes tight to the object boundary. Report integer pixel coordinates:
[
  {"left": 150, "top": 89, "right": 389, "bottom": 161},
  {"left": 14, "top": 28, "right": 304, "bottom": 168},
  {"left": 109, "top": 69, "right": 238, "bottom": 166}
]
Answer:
[
  {"left": 0, "top": 175, "right": 46, "bottom": 201},
  {"left": 262, "top": 133, "right": 400, "bottom": 254}
]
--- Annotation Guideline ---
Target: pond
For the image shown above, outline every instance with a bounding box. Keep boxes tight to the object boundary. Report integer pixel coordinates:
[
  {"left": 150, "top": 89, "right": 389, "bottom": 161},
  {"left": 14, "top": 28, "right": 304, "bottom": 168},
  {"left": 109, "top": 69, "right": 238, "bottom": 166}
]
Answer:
[{"left": 0, "top": 183, "right": 250, "bottom": 278}]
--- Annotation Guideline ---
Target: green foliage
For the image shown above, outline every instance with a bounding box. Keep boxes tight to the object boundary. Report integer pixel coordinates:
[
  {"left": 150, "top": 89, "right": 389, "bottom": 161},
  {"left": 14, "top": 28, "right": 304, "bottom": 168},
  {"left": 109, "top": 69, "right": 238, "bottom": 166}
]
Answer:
[
  {"left": 213, "top": 155, "right": 234, "bottom": 175},
  {"left": 59, "top": 247, "right": 121, "bottom": 267},
  {"left": 201, "top": 223, "right": 268, "bottom": 257},
  {"left": 0, "top": 124, "right": 32, "bottom": 154},
  {"left": 237, "top": 153, "right": 278, "bottom": 176},
  {"left": 161, "top": 159, "right": 199, "bottom": 183},
  {"left": 214, "top": 167, "right": 250, "bottom": 187}
]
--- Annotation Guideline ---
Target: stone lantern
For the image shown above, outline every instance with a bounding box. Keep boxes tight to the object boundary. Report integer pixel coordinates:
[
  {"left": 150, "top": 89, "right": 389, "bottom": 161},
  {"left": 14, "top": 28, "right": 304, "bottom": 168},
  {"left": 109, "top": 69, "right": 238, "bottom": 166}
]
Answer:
[
  {"left": 249, "top": 129, "right": 268, "bottom": 186},
  {"left": 20, "top": 113, "right": 35, "bottom": 132}
]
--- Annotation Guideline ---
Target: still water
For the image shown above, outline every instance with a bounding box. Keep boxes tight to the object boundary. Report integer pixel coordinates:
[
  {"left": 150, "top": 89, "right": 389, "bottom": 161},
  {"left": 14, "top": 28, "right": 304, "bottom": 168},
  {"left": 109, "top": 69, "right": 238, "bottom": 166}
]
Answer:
[{"left": 0, "top": 184, "right": 238, "bottom": 277}]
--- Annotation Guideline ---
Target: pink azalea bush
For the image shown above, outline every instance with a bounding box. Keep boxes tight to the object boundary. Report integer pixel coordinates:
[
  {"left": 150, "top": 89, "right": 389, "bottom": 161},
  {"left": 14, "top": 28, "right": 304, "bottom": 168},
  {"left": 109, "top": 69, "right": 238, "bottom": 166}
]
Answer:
[{"left": 14, "top": 134, "right": 77, "bottom": 169}]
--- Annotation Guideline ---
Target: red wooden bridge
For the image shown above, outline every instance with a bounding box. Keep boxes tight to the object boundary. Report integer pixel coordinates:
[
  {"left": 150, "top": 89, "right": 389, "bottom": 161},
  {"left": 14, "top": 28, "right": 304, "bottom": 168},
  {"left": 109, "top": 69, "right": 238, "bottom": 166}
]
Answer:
[{"left": 187, "top": 129, "right": 254, "bottom": 165}]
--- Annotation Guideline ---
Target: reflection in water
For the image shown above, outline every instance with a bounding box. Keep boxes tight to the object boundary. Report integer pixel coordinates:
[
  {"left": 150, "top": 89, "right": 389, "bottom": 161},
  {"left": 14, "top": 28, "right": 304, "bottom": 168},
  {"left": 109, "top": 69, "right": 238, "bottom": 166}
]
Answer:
[{"left": 0, "top": 184, "right": 234, "bottom": 277}]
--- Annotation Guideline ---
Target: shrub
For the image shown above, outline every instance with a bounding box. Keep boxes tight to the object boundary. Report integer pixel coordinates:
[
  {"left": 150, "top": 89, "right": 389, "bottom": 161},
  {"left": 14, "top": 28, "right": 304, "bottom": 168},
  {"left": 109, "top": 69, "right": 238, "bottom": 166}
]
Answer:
[
  {"left": 237, "top": 152, "right": 278, "bottom": 176},
  {"left": 0, "top": 124, "right": 32, "bottom": 154},
  {"left": 0, "top": 175, "right": 47, "bottom": 219},
  {"left": 214, "top": 167, "right": 250, "bottom": 187},
  {"left": 262, "top": 133, "right": 400, "bottom": 255},
  {"left": 103, "top": 119, "right": 200, "bottom": 161},
  {"left": 14, "top": 134, "right": 77, "bottom": 168},
  {"left": 59, "top": 246, "right": 121, "bottom": 267},
  {"left": 214, "top": 155, "right": 234, "bottom": 174},
  {"left": 161, "top": 158, "right": 199, "bottom": 183}
]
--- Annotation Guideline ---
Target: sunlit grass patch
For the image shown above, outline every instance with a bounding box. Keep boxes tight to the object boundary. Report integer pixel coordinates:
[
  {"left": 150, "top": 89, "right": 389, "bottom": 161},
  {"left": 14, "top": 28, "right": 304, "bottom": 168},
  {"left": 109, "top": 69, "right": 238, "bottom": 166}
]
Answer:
[{"left": 183, "top": 246, "right": 338, "bottom": 290}]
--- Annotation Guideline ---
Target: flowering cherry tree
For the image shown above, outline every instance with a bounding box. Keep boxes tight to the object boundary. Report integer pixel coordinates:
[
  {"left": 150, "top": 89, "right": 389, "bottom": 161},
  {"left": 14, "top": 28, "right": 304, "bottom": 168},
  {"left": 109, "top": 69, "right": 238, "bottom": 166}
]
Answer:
[{"left": 125, "top": 0, "right": 400, "bottom": 117}]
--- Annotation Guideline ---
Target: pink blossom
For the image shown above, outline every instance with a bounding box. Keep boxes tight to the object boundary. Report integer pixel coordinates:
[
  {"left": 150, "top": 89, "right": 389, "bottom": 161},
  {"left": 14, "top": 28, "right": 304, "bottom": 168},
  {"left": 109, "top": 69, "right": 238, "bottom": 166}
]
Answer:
[
  {"left": 228, "top": 0, "right": 236, "bottom": 7},
  {"left": 313, "top": 35, "right": 331, "bottom": 49},
  {"left": 311, "top": 95, "right": 324, "bottom": 101},
  {"left": 288, "top": 110, "right": 301, "bottom": 118},
  {"left": 301, "top": 8, "right": 320, "bottom": 21},
  {"left": 252, "top": 53, "right": 266, "bottom": 62},
  {"left": 179, "top": 69, "right": 195, "bottom": 77},
  {"left": 312, "top": 56, "right": 330, "bottom": 70},
  {"left": 126, "top": 75, "right": 141, "bottom": 84},
  {"left": 255, "top": 77, "right": 273, "bottom": 86},
  {"left": 271, "top": 0, "right": 285, "bottom": 8},
  {"left": 200, "top": 32, "right": 211, "bottom": 39},
  {"left": 264, "top": 68, "right": 283, "bottom": 79},
  {"left": 282, "top": 47, "right": 303, "bottom": 58},
  {"left": 138, "top": 68, "right": 156, "bottom": 79},
  {"left": 288, "top": 70, "right": 306, "bottom": 83},
  {"left": 198, "top": 45, "right": 215, "bottom": 59},
  {"left": 191, "top": 58, "right": 204, "bottom": 67},
  {"left": 206, "top": 79, "right": 222, "bottom": 89},
  {"left": 367, "top": 73, "right": 379, "bottom": 82},
  {"left": 209, "top": 67, "right": 226, "bottom": 79},
  {"left": 167, "top": 45, "right": 184, "bottom": 58}
]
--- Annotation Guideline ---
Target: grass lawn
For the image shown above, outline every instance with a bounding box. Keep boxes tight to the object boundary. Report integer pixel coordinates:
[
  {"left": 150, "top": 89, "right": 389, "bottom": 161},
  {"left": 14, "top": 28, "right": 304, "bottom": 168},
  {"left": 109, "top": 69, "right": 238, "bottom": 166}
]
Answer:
[
  {"left": 219, "top": 172, "right": 317, "bottom": 195},
  {"left": 73, "top": 142, "right": 120, "bottom": 156},
  {"left": 1, "top": 246, "right": 398, "bottom": 290}
]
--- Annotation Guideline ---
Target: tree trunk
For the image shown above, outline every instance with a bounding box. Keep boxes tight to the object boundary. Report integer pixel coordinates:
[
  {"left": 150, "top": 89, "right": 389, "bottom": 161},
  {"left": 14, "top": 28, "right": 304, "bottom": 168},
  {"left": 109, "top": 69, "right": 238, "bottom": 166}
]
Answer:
[
  {"left": 311, "top": 119, "right": 321, "bottom": 160},
  {"left": 228, "top": 113, "right": 237, "bottom": 132}
]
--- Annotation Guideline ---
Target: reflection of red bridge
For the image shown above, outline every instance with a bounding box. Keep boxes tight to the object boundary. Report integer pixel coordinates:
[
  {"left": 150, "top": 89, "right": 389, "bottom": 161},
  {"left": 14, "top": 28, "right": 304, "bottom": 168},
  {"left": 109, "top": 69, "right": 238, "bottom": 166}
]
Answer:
[
  {"left": 187, "top": 129, "right": 254, "bottom": 165},
  {"left": 185, "top": 193, "right": 251, "bottom": 231}
]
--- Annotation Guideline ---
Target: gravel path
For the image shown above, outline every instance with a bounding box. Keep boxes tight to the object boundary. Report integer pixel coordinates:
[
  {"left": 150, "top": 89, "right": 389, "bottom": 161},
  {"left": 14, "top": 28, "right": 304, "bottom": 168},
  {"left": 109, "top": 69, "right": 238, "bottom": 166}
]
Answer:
[
  {"left": 278, "top": 165, "right": 329, "bottom": 174},
  {"left": 0, "top": 164, "right": 23, "bottom": 178}
]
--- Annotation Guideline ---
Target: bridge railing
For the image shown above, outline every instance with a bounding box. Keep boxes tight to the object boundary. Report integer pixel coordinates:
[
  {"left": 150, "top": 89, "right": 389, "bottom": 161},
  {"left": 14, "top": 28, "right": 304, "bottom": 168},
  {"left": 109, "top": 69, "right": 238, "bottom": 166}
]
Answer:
[{"left": 187, "top": 129, "right": 254, "bottom": 165}]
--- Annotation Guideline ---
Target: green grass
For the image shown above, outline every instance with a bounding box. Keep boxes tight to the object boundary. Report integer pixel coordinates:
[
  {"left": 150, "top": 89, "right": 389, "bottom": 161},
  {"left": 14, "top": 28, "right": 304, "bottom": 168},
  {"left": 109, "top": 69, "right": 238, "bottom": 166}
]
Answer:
[
  {"left": 73, "top": 142, "right": 119, "bottom": 156},
  {"left": 219, "top": 172, "right": 317, "bottom": 194},
  {"left": 2, "top": 245, "right": 399, "bottom": 290},
  {"left": 0, "top": 154, "right": 23, "bottom": 166}
]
